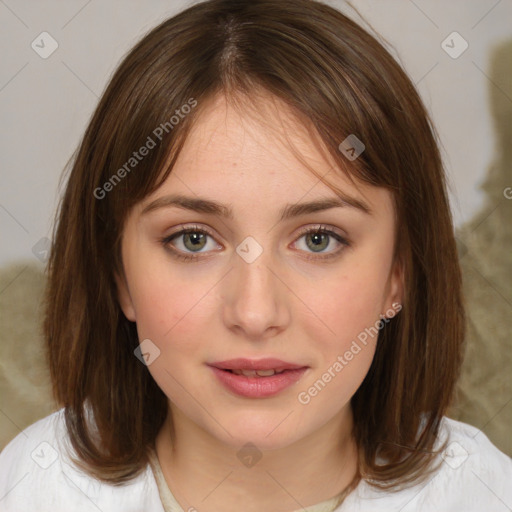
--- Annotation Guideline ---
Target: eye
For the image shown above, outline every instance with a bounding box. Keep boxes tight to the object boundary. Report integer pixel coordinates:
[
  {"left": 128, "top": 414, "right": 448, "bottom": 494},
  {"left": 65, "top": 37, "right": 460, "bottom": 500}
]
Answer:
[
  {"left": 161, "top": 224, "right": 221, "bottom": 261},
  {"left": 292, "top": 225, "right": 350, "bottom": 261}
]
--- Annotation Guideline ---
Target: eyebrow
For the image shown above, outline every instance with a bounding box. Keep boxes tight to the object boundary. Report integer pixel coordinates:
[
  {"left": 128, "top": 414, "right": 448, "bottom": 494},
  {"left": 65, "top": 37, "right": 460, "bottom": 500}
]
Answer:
[{"left": 141, "top": 192, "right": 372, "bottom": 220}]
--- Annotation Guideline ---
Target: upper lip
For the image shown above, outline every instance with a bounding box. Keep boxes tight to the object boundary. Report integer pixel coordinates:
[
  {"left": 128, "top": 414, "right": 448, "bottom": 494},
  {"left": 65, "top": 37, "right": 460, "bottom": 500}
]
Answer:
[{"left": 208, "top": 358, "right": 307, "bottom": 372}]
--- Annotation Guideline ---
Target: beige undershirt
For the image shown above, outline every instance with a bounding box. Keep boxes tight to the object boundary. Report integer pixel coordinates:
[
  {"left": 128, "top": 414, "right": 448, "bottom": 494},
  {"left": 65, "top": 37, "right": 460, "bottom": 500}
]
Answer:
[{"left": 147, "top": 447, "right": 347, "bottom": 512}]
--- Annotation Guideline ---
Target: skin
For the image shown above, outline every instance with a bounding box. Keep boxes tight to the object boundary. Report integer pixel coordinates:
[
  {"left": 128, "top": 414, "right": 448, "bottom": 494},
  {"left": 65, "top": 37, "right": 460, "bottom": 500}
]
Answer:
[{"left": 116, "top": 92, "right": 403, "bottom": 511}]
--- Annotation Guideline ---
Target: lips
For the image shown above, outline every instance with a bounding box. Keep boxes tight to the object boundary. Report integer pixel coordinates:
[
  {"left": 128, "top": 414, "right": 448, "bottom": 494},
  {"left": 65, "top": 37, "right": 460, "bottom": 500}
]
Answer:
[
  {"left": 207, "top": 358, "right": 309, "bottom": 398},
  {"left": 209, "top": 367, "right": 307, "bottom": 398}
]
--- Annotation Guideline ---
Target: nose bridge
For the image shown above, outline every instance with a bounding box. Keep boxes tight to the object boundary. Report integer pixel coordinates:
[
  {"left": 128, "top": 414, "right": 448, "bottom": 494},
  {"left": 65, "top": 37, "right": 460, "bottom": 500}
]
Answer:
[{"left": 222, "top": 239, "right": 290, "bottom": 339}]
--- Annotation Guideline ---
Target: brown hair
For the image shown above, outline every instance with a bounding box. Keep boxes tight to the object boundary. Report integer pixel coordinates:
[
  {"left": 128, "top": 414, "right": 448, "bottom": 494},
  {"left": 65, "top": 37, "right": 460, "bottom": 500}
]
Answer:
[{"left": 44, "top": 0, "right": 465, "bottom": 492}]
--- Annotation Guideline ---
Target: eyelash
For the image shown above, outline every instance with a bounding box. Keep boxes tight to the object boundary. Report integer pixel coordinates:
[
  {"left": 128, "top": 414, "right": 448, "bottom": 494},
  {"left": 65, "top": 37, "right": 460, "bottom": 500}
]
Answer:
[{"left": 160, "top": 224, "right": 350, "bottom": 262}]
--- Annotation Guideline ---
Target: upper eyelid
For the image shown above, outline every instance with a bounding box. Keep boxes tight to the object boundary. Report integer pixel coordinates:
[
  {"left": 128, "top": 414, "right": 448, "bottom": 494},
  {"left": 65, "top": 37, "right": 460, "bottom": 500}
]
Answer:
[{"left": 295, "top": 223, "right": 347, "bottom": 237}]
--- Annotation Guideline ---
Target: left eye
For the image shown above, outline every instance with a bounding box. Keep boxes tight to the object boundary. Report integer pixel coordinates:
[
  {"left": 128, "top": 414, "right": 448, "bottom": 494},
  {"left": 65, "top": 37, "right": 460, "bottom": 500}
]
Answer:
[
  {"left": 161, "top": 225, "right": 349, "bottom": 261},
  {"left": 290, "top": 226, "right": 350, "bottom": 259},
  {"left": 294, "top": 228, "right": 347, "bottom": 254}
]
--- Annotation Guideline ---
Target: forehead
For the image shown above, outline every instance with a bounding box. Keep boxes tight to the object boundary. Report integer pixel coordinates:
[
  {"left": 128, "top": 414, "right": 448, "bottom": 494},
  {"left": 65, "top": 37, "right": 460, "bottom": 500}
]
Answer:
[
  {"left": 182, "top": 92, "right": 322, "bottom": 170},
  {"left": 137, "top": 92, "right": 393, "bottom": 219}
]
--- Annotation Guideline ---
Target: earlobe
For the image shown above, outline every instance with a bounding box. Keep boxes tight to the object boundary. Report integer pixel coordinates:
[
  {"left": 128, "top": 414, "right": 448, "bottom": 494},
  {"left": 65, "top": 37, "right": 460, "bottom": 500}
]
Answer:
[{"left": 115, "top": 270, "right": 136, "bottom": 322}]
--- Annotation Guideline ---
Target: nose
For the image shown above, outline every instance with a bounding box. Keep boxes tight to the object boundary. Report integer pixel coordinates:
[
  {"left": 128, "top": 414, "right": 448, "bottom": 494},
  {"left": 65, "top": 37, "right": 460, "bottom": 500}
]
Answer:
[{"left": 222, "top": 249, "right": 291, "bottom": 341}]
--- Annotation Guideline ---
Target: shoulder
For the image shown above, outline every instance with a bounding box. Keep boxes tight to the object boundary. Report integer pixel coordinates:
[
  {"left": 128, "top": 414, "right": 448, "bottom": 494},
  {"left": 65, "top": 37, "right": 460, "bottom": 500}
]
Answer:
[
  {"left": 0, "top": 409, "right": 64, "bottom": 499},
  {"left": 0, "top": 408, "right": 164, "bottom": 512},
  {"left": 339, "top": 416, "right": 512, "bottom": 512},
  {"left": 418, "top": 417, "right": 512, "bottom": 510},
  {"left": 436, "top": 416, "right": 512, "bottom": 478}
]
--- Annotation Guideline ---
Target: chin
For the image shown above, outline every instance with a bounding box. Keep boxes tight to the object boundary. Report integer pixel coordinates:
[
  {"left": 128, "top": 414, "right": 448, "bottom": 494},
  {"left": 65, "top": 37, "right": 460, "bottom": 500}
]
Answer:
[{"left": 209, "top": 409, "right": 306, "bottom": 451}]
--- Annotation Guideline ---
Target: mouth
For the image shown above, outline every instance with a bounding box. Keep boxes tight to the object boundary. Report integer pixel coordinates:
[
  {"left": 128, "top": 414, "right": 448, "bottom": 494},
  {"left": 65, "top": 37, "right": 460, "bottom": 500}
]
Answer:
[
  {"left": 208, "top": 357, "right": 306, "bottom": 373},
  {"left": 223, "top": 368, "right": 288, "bottom": 377},
  {"left": 207, "top": 358, "right": 309, "bottom": 398}
]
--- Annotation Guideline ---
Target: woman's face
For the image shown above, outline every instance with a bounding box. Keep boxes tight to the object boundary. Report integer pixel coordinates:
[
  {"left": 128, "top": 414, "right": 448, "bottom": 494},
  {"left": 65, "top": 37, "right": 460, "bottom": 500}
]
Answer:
[{"left": 117, "top": 92, "right": 402, "bottom": 450}]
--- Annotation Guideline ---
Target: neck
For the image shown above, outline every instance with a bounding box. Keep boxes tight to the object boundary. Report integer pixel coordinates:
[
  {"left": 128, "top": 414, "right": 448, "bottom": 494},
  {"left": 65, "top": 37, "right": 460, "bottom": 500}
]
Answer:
[{"left": 155, "top": 404, "right": 359, "bottom": 512}]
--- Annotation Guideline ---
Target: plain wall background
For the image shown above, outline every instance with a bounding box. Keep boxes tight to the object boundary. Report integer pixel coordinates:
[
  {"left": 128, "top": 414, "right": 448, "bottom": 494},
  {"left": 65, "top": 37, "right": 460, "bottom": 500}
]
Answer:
[{"left": 0, "top": 0, "right": 511, "bottom": 265}]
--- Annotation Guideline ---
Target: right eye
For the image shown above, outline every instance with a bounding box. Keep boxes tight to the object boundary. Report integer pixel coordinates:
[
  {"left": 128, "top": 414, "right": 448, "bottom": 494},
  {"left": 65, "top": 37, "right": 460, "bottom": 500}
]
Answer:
[{"left": 161, "top": 225, "right": 222, "bottom": 261}]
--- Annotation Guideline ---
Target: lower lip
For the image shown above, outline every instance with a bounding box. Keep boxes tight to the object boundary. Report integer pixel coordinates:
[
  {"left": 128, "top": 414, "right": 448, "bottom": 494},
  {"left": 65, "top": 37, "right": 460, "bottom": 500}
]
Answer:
[{"left": 209, "top": 366, "right": 308, "bottom": 398}]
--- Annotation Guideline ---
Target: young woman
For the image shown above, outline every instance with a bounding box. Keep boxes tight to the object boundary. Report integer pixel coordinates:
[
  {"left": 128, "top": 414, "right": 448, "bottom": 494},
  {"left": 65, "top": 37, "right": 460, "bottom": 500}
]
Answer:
[{"left": 1, "top": 0, "right": 510, "bottom": 510}]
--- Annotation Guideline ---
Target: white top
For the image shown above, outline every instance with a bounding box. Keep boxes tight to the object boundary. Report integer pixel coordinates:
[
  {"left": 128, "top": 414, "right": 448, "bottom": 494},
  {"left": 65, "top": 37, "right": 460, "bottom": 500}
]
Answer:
[{"left": 0, "top": 408, "right": 511, "bottom": 511}]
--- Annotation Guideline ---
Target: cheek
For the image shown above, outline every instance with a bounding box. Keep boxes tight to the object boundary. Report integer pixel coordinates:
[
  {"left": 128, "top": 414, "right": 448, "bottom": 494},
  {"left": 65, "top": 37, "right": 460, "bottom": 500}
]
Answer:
[
  {"left": 299, "top": 262, "right": 390, "bottom": 349},
  {"left": 128, "top": 262, "right": 214, "bottom": 352},
  {"left": 295, "top": 270, "right": 386, "bottom": 411}
]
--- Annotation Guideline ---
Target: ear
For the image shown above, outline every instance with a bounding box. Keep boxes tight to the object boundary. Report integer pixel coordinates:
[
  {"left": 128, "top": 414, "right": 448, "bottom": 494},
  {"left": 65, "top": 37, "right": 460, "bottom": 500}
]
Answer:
[
  {"left": 385, "top": 258, "right": 404, "bottom": 315},
  {"left": 115, "top": 270, "right": 137, "bottom": 322}
]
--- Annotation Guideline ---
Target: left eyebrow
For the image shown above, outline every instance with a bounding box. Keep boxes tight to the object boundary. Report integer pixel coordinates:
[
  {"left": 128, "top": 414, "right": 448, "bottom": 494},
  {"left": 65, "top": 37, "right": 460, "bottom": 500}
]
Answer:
[{"left": 140, "top": 193, "right": 372, "bottom": 219}]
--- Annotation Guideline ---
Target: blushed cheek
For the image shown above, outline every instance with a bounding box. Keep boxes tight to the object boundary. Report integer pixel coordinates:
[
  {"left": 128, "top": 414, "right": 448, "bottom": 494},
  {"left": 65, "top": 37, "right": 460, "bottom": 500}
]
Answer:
[
  {"left": 131, "top": 280, "right": 182, "bottom": 340},
  {"left": 133, "top": 277, "right": 212, "bottom": 357},
  {"left": 306, "top": 273, "right": 383, "bottom": 335}
]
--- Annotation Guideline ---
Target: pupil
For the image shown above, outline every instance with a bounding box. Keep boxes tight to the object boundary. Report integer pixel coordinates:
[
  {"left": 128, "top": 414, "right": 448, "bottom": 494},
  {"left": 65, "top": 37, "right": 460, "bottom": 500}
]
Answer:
[
  {"left": 307, "top": 233, "right": 328, "bottom": 252},
  {"left": 185, "top": 232, "right": 206, "bottom": 251}
]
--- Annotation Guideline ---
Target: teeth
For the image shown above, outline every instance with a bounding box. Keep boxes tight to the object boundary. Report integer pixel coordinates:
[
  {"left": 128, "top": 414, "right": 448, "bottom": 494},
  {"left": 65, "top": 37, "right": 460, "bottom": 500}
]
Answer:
[
  {"left": 231, "top": 369, "right": 285, "bottom": 377},
  {"left": 255, "top": 369, "right": 277, "bottom": 377}
]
